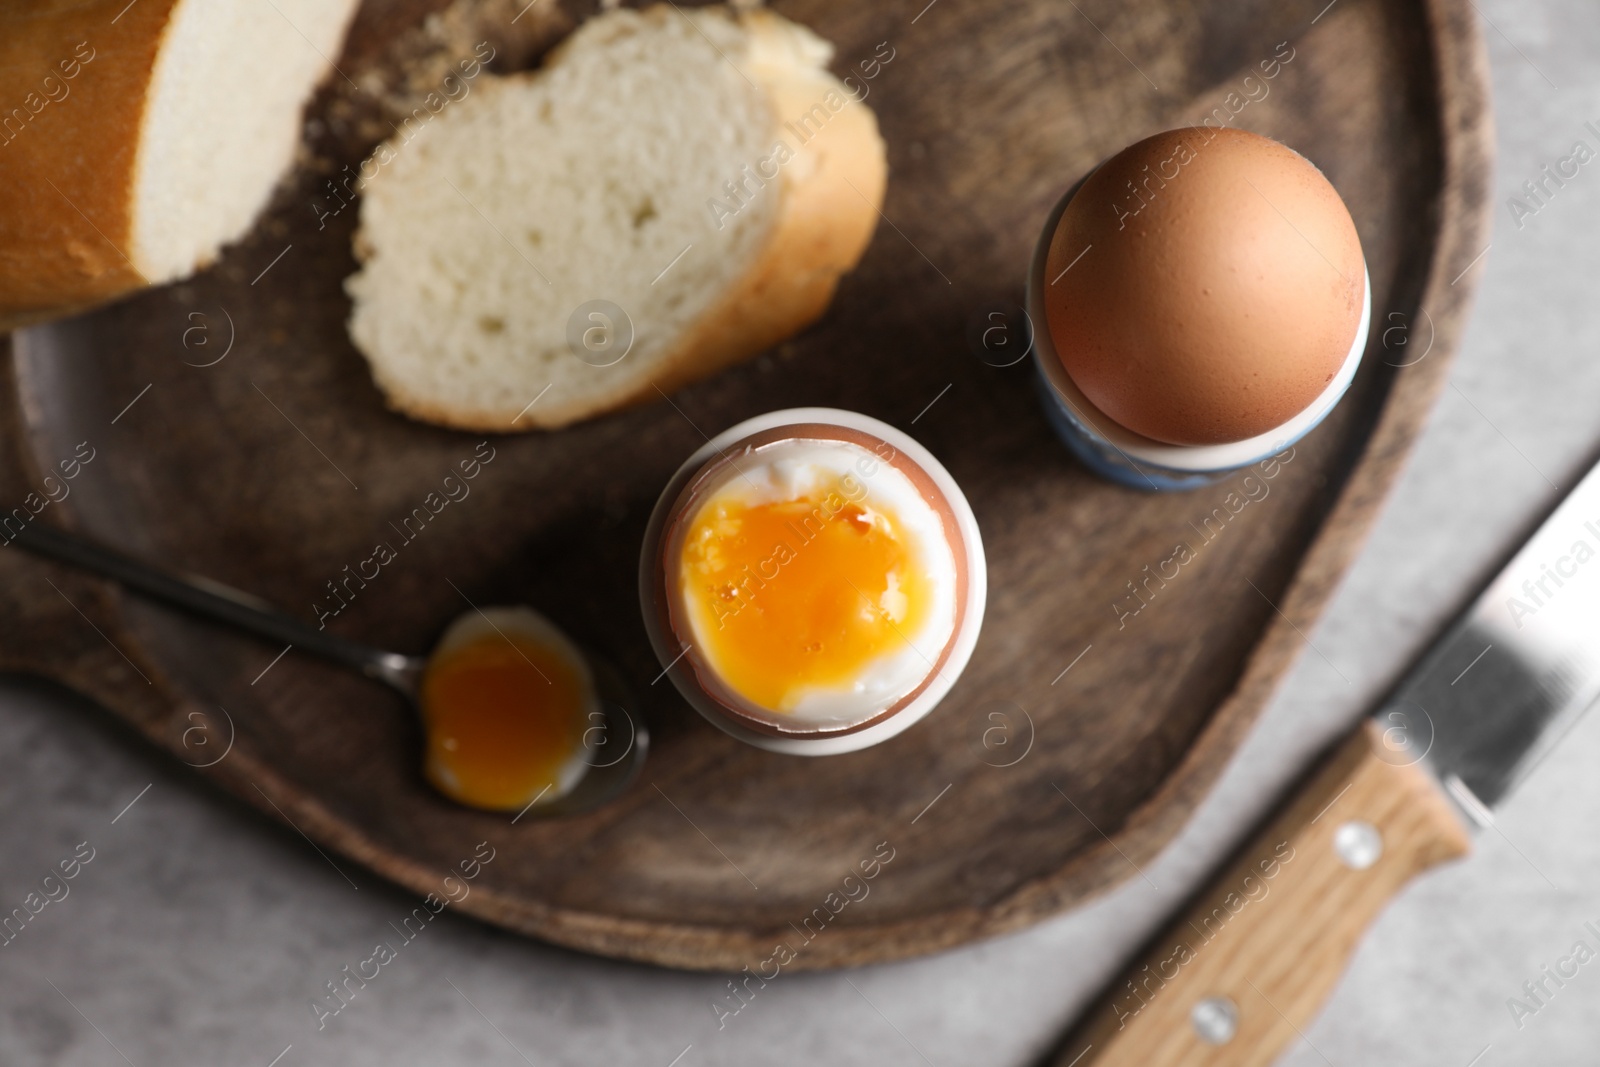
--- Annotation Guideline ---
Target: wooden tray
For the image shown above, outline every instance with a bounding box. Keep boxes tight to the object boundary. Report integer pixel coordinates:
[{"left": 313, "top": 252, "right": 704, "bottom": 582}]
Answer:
[{"left": 0, "top": 0, "right": 1491, "bottom": 970}]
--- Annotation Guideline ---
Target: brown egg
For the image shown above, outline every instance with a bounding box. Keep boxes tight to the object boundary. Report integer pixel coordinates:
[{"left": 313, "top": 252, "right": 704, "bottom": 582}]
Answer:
[{"left": 1042, "top": 127, "right": 1365, "bottom": 446}]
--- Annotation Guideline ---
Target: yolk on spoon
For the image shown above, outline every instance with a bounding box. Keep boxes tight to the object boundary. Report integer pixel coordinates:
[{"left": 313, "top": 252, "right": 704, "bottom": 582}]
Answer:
[
  {"left": 419, "top": 631, "right": 589, "bottom": 812},
  {"left": 677, "top": 483, "right": 934, "bottom": 712}
]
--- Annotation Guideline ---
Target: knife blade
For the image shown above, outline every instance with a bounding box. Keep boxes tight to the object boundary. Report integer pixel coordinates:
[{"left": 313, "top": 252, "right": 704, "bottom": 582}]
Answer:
[
  {"left": 1379, "top": 456, "right": 1600, "bottom": 817},
  {"left": 1051, "top": 457, "right": 1600, "bottom": 1067}
]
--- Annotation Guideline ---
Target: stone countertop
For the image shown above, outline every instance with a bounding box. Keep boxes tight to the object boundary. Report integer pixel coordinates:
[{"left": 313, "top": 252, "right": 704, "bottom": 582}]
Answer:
[{"left": 2, "top": 1, "right": 1597, "bottom": 1064}]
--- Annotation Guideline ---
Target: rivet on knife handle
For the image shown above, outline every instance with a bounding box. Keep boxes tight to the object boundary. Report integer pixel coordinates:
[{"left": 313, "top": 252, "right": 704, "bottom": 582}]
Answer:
[{"left": 1055, "top": 720, "right": 1470, "bottom": 1067}]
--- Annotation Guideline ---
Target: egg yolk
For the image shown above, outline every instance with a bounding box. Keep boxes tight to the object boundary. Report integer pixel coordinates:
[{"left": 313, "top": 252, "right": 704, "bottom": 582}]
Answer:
[
  {"left": 677, "top": 482, "right": 935, "bottom": 712},
  {"left": 419, "top": 633, "right": 589, "bottom": 812}
]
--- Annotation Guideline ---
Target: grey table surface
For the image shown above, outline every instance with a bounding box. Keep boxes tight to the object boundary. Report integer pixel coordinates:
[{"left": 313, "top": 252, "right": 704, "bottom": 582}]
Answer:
[{"left": 3, "top": 1, "right": 1598, "bottom": 1064}]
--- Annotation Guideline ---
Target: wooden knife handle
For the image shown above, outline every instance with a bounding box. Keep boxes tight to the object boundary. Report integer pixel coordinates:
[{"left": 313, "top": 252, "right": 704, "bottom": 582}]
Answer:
[{"left": 1055, "top": 720, "right": 1472, "bottom": 1067}]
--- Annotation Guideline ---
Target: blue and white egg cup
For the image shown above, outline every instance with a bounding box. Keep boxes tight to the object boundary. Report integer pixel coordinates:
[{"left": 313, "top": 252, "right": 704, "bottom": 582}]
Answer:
[{"left": 1025, "top": 185, "right": 1371, "bottom": 492}]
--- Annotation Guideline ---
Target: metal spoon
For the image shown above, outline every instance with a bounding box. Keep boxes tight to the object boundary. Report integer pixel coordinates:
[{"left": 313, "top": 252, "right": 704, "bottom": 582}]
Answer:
[{"left": 11, "top": 519, "right": 647, "bottom": 818}]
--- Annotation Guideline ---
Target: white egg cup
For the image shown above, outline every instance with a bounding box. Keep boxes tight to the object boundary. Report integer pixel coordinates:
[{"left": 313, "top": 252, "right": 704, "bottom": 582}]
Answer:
[
  {"left": 638, "top": 408, "right": 987, "bottom": 756},
  {"left": 1027, "top": 182, "right": 1372, "bottom": 490}
]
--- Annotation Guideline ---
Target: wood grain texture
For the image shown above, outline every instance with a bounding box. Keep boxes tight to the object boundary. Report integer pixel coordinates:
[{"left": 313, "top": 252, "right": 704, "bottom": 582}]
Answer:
[
  {"left": 0, "top": 0, "right": 1492, "bottom": 969},
  {"left": 1054, "top": 721, "right": 1472, "bottom": 1067}
]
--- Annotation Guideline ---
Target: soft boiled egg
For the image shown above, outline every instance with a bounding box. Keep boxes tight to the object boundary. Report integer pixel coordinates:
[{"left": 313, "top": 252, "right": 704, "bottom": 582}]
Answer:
[
  {"left": 419, "top": 606, "right": 595, "bottom": 812},
  {"left": 673, "top": 439, "right": 958, "bottom": 727},
  {"left": 1043, "top": 127, "right": 1366, "bottom": 446}
]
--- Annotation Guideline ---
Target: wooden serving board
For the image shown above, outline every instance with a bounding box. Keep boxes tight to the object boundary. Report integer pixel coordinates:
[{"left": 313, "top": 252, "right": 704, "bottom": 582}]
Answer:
[{"left": 0, "top": 0, "right": 1491, "bottom": 970}]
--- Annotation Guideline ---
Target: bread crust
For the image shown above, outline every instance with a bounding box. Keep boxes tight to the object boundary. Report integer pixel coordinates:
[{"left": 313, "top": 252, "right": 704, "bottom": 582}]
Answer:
[
  {"left": 370, "top": 5, "right": 887, "bottom": 432},
  {"left": 0, "top": 0, "right": 181, "bottom": 332}
]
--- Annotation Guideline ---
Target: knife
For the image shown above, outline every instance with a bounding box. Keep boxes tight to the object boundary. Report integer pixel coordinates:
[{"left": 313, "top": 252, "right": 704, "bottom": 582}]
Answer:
[{"left": 1053, "top": 455, "right": 1600, "bottom": 1066}]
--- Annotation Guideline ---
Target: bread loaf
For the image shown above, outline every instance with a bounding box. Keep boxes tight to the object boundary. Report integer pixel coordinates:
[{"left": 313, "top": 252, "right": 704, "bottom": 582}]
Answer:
[{"left": 0, "top": 0, "right": 361, "bottom": 330}]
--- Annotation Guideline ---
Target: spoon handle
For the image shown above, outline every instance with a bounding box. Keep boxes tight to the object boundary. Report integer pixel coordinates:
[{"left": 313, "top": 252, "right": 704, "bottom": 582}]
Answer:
[{"left": 10, "top": 520, "right": 424, "bottom": 695}]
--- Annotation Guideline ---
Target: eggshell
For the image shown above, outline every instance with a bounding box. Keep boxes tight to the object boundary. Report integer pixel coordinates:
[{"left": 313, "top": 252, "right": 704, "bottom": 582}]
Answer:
[{"left": 1043, "top": 127, "right": 1365, "bottom": 446}]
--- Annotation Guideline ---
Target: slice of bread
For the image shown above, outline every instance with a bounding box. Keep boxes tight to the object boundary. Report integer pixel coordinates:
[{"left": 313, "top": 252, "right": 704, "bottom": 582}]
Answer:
[
  {"left": 0, "top": 0, "right": 361, "bottom": 331},
  {"left": 345, "top": 4, "right": 886, "bottom": 432}
]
